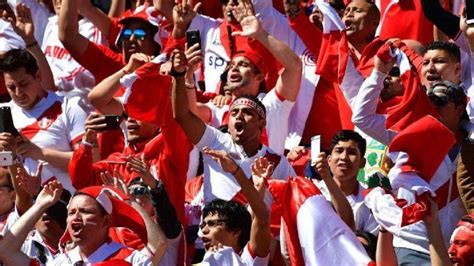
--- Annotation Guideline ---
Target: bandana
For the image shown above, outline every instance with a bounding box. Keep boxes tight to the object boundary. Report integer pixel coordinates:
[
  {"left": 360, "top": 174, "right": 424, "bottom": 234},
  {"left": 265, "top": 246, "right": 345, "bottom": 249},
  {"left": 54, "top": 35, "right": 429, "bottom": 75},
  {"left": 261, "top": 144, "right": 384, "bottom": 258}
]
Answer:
[{"left": 230, "top": 97, "right": 266, "bottom": 118}]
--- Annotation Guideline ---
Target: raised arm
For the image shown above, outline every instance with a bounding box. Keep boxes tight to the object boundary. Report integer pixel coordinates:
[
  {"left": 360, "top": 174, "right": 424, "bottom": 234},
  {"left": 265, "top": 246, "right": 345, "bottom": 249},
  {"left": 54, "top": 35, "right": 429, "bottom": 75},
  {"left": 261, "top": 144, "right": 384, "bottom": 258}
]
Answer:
[
  {"left": 420, "top": 0, "right": 460, "bottom": 39},
  {"left": 376, "top": 229, "right": 397, "bottom": 266},
  {"left": 314, "top": 151, "right": 355, "bottom": 231},
  {"left": 2, "top": 4, "right": 55, "bottom": 91},
  {"left": 232, "top": 0, "right": 302, "bottom": 102},
  {"left": 88, "top": 53, "right": 152, "bottom": 114},
  {"left": 0, "top": 181, "right": 62, "bottom": 266},
  {"left": 58, "top": 0, "right": 91, "bottom": 59},
  {"left": 204, "top": 149, "right": 271, "bottom": 258},
  {"left": 423, "top": 199, "right": 453, "bottom": 266},
  {"left": 78, "top": 0, "right": 114, "bottom": 37},
  {"left": 153, "top": 0, "right": 176, "bottom": 23}
]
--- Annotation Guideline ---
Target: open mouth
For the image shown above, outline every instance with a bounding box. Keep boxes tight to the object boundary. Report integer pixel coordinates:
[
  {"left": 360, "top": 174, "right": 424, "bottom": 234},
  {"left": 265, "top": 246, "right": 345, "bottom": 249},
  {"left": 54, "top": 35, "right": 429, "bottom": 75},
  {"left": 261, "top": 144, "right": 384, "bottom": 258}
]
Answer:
[
  {"left": 229, "top": 72, "right": 242, "bottom": 82},
  {"left": 344, "top": 19, "right": 354, "bottom": 31},
  {"left": 234, "top": 122, "right": 245, "bottom": 134},
  {"left": 426, "top": 74, "right": 441, "bottom": 82},
  {"left": 70, "top": 223, "right": 83, "bottom": 236}
]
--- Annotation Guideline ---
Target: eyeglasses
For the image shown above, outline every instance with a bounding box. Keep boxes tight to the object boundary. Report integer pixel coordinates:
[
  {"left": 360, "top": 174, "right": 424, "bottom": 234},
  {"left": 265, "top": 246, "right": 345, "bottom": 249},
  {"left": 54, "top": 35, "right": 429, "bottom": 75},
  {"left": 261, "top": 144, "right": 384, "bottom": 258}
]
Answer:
[
  {"left": 129, "top": 185, "right": 150, "bottom": 197},
  {"left": 121, "top": 28, "right": 147, "bottom": 41},
  {"left": 199, "top": 219, "right": 228, "bottom": 230}
]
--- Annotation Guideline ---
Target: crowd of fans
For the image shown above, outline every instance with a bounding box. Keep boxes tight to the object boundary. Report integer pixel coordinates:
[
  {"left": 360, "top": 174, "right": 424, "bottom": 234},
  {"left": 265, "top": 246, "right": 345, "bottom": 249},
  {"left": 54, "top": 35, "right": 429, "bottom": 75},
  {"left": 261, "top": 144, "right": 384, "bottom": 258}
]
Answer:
[{"left": 0, "top": 0, "right": 473, "bottom": 265}]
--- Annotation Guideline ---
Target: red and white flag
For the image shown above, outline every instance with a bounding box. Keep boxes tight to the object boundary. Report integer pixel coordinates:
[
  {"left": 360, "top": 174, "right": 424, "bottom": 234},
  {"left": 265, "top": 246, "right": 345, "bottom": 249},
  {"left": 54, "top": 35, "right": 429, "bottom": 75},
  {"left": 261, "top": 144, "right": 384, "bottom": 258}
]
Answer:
[
  {"left": 364, "top": 115, "right": 456, "bottom": 229},
  {"left": 120, "top": 54, "right": 172, "bottom": 126},
  {"left": 268, "top": 177, "right": 372, "bottom": 265}
]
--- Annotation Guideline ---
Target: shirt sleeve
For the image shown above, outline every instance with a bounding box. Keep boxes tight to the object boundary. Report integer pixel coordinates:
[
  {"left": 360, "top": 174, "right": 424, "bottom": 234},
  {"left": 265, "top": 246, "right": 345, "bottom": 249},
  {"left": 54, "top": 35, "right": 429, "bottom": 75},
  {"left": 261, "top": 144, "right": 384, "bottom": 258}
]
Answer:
[
  {"left": 195, "top": 125, "right": 232, "bottom": 151},
  {"left": 76, "top": 41, "right": 124, "bottom": 84},
  {"left": 352, "top": 70, "right": 398, "bottom": 145},
  {"left": 240, "top": 244, "right": 270, "bottom": 266}
]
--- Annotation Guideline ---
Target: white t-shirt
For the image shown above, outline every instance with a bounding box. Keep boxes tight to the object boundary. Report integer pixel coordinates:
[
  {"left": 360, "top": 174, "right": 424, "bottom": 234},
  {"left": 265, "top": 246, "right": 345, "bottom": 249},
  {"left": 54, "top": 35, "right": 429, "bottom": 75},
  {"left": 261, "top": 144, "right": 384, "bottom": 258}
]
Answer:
[
  {"left": 0, "top": 206, "right": 19, "bottom": 236},
  {"left": 196, "top": 124, "right": 295, "bottom": 203},
  {"left": 42, "top": 16, "right": 106, "bottom": 97},
  {"left": 207, "top": 90, "right": 295, "bottom": 156},
  {"left": 200, "top": 244, "right": 269, "bottom": 266},
  {"left": 189, "top": 14, "right": 230, "bottom": 93},
  {"left": 48, "top": 241, "right": 152, "bottom": 265},
  {"left": 6, "top": 92, "right": 87, "bottom": 192},
  {"left": 21, "top": 230, "right": 60, "bottom": 264},
  {"left": 315, "top": 181, "right": 379, "bottom": 235}
]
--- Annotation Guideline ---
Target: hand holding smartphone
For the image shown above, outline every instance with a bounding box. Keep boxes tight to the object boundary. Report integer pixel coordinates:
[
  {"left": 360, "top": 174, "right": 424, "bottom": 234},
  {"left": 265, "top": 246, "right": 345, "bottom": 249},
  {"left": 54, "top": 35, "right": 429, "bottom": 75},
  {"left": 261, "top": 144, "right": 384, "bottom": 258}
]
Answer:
[
  {"left": 466, "top": 0, "right": 474, "bottom": 25},
  {"left": 310, "top": 135, "right": 321, "bottom": 166},
  {"left": 102, "top": 115, "right": 121, "bottom": 130},
  {"left": 0, "top": 106, "right": 19, "bottom": 136},
  {"left": 186, "top": 30, "right": 201, "bottom": 49}
]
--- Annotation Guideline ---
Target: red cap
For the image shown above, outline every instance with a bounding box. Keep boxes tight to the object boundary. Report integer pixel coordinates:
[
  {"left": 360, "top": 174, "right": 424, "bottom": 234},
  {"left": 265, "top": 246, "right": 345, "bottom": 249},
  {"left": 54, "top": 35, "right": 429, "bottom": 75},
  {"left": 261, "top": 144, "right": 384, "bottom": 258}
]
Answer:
[
  {"left": 118, "top": 4, "right": 162, "bottom": 47},
  {"left": 61, "top": 186, "right": 148, "bottom": 246},
  {"left": 232, "top": 41, "right": 270, "bottom": 77}
]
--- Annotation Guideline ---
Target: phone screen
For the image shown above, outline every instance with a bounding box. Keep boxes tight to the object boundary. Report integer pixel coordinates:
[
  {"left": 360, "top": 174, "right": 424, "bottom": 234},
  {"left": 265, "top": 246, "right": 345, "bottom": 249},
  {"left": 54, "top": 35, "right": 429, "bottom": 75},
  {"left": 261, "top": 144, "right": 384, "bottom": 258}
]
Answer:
[
  {"left": 310, "top": 135, "right": 321, "bottom": 166},
  {"left": 466, "top": 0, "right": 474, "bottom": 24},
  {"left": 186, "top": 30, "right": 201, "bottom": 48}
]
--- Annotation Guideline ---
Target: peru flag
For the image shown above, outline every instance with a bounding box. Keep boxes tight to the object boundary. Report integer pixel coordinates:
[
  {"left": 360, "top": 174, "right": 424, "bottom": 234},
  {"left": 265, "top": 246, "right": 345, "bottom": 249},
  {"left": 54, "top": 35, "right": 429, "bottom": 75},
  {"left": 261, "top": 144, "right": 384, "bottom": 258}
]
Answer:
[
  {"left": 268, "top": 177, "right": 372, "bottom": 265},
  {"left": 365, "top": 116, "right": 456, "bottom": 228},
  {"left": 120, "top": 54, "right": 172, "bottom": 126}
]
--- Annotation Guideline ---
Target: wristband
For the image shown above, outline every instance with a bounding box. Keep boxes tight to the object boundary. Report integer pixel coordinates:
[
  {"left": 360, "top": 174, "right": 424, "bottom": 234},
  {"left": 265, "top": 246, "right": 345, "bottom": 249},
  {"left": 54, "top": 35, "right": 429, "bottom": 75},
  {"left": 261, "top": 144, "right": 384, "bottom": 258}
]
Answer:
[
  {"left": 26, "top": 41, "right": 38, "bottom": 48},
  {"left": 170, "top": 68, "right": 186, "bottom": 77}
]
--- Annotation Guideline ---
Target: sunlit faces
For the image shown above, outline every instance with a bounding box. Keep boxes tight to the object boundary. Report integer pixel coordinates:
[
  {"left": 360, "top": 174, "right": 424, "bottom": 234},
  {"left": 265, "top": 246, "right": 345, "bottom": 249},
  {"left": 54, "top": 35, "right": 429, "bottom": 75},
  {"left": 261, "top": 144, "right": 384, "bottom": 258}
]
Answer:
[
  {"left": 226, "top": 56, "right": 263, "bottom": 97},
  {"left": 342, "top": 0, "right": 379, "bottom": 44},
  {"left": 328, "top": 140, "right": 365, "bottom": 183},
  {"left": 380, "top": 67, "right": 404, "bottom": 102},
  {"left": 66, "top": 195, "right": 110, "bottom": 245},
  {"left": 121, "top": 20, "right": 159, "bottom": 63},
  {"left": 228, "top": 104, "right": 265, "bottom": 145},
  {"left": 200, "top": 213, "right": 240, "bottom": 251},
  {"left": 3, "top": 68, "right": 45, "bottom": 110},
  {"left": 449, "top": 227, "right": 474, "bottom": 266},
  {"left": 125, "top": 117, "right": 159, "bottom": 144},
  {"left": 421, "top": 49, "right": 461, "bottom": 89}
]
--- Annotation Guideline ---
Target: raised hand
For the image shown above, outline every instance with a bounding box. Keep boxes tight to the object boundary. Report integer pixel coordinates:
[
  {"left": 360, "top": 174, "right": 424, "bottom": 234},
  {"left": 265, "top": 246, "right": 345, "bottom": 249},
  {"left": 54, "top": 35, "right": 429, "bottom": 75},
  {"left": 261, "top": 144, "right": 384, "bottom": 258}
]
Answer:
[
  {"left": 100, "top": 170, "right": 129, "bottom": 196},
  {"left": 251, "top": 157, "right": 273, "bottom": 193},
  {"left": 35, "top": 180, "right": 63, "bottom": 209},
  {"left": 313, "top": 152, "right": 331, "bottom": 180},
  {"left": 83, "top": 112, "right": 107, "bottom": 144},
  {"left": 0, "top": 133, "right": 17, "bottom": 153},
  {"left": 172, "top": 0, "right": 201, "bottom": 32},
  {"left": 16, "top": 163, "right": 42, "bottom": 197},
  {"left": 123, "top": 53, "right": 153, "bottom": 74},
  {"left": 2, "top": 4, "right": 35, "bottom": 44},
  {"left": 126, "top": 154, "right": 157, "bottom": 188},
  {"left": 185, "top": 43, "right": 203, "bottom": 71},
  {"left": 230, "top": 0, "right": 263, "bottom": 39},
  {"left": 171, "top": 49, "right": 187, "bottom": 74},
  {"left": 202, "top": 147, "right": 240, "bottom": 174}
]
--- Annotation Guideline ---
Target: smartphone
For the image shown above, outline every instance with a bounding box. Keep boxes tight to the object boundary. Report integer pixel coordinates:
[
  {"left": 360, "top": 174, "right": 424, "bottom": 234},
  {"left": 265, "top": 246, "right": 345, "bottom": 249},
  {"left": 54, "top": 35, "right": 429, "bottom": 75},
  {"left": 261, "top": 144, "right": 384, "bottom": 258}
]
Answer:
[
  {"left": 0, "top": 151, "right": 13, "bottom": 166},
  {"left": 310, "top": 135, "right": 321, "bottom": 166},
  {"left": 186, "top": 30, "right": 201, "bottom": 49},
  {"left": 466, "top": 0, "right": 474, "bottom": 25},
  {"left": 0, "top": 106, "right": 19, "bottom": 136},
  {"left": 102, "top": 115, "right": 121, "bottom": 130}
]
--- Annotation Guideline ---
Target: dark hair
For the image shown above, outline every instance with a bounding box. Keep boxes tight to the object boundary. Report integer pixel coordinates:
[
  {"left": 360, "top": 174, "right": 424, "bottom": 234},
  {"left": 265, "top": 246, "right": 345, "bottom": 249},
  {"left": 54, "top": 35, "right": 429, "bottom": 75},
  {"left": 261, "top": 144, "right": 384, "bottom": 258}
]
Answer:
[
  {"left": 0, "top": 49, "right": 39, "bottom": 76},
  {"left": 428, "top": 81, "right": 467, "bottom": 107},
  {"left": 425, "top": 41, "right": 461, "bottom": 63},
  {"left": 329, "top": 130, "right": 367, "bottom": 156},
  {"left": 232, "top": 94, "right": 267, "bottom": 117},
  {"left": 202, "top": 199, "right": 251, "bottom": 249},
  {"left": 44, "top": 189, "right": 72, "bottom": 229},
  {"left": 118, "top": 20, "right": 161, "bottom": 55},
  {"left": 355, "top": 230, "right": 377, "bottom": 261}
]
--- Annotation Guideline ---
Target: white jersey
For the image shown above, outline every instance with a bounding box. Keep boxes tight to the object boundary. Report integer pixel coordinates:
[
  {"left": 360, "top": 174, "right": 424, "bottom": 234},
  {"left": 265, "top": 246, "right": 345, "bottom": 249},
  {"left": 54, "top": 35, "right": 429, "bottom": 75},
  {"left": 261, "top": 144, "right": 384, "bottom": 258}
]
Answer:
[
  {"left": 208, "top": 90, "right": 294, "bottom": 156},
  {"left": 42, "top": 16, "right": 106, "bottom": 98},
  {"left": 196, "top": 125, "right": 295, "bottom": 203},
  {"left": 48, "top": 241, "right": 152, "bottom": 265},
  {"left": 201, "top": 244, "right": 269, "bottom": 266},
  {"left": 21, "top": 230, "right": 60, "bottom": 265},
  {"left": 7, "top": 0, "right": 51, "bottom": 46},
  {"left": 315, "top": 181, "right": 379, "bottom": 235},
  {"left": 7, "top": 92, "right": 87, "bottom": 192},
  {"left": 0, "top": 206, "right": 19, "bottom": 236},
  {"left": 189, "top": 14, "right": 229, "bottom": 93}
]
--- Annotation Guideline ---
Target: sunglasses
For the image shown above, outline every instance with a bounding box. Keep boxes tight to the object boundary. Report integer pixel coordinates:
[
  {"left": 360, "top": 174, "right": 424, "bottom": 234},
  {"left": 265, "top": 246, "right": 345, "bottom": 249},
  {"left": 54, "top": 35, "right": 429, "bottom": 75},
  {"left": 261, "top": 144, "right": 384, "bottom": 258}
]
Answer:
[
  {"left": 129, "top": 185, "right": 150, "bottom": 197},
  {"left": 121, "top": 28, "right": 147, "bottom": 41},
  {"left": 199, "top": 218, "right": 228, "bottom": 230}
]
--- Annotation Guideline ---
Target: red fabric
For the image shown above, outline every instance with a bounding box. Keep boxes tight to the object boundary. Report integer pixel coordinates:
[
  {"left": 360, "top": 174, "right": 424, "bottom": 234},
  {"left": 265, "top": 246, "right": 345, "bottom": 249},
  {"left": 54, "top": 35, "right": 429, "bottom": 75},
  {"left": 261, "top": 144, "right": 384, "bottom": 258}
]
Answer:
[
  {"left": 109, "top": 227, "right": 144, "bottom": 251},
  {"left": 20, "top": 101, "right": 62, "bottom": 140},
  {"left": 399, "top": 192, "right": 431, "bottom": 227},
  {"left": 93, "top": 259, "right": 131, "bottom": 266},
  {"left": 77, "top": 41, "right": 125, "bottom": 84},
  {"left": 162, "top": 35, "right": 186, "bottom": 55},
  {"left": 378, "top": 0, "right": 434, "bottom": 46},
  {"left": 268, "top": 177, "right": 322, "bottom": 266},
  {"left": 123, "top": 62, "right": 173, "bottom": 125},
  {"left": 435, "top": 172, "right": 459, "bottom": 210},
  {"left": 98, "top": 129, "right": 125, "bottom": 160},
  {"left": 108, "top": 17, "right": 122, "bottom": 48},
  {"left": 185, "top": 176, "right": 204, "bottom": 203},
  {"left": 288, "top": 12, "right": 323, "bottom": 58},
  {"left": 194, "top": 0, "right": 223, "bottom": 19},
  {"left": 69, "top": 104, "right": 191, "bottom": 224},
  {"left": 388, "top": 115, "right": 455, "bottom": 182}
]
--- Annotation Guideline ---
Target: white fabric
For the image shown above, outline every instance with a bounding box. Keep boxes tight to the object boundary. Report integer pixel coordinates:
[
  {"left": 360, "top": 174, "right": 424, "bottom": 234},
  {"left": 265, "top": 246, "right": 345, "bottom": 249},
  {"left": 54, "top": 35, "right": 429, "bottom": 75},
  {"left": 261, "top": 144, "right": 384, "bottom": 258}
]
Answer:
[
  {"left": 208, "top": 90, "right": 294, "bottom": 155},
  {"left": 196, "top": 125, "right": 295, "bottom": 202},
  {"left": 200, "top": 244, "right": 269, "bottom": 266},
  {"left": 21, "top": 230, "right": 59, "bottom": 264},
  {"left": 48, "top": 241, "right": 152, "bottom": 265},
  {"left": 296, "top": 194, "right": 372, "bottom": 265},
  {"left": 8, "top": 0, "right": 51, "bottom": 46},
  {"left": 316, "top": 181, "right": 379, "bottom": 235},
  {"left": 41, "top": 16, "right": 106, "bottom": 97},
  {"left": 189, "top": 15, "right": 230, "bottom": 93},
  {"left": 159, "top": 233, "right": 182, "bottom": 266},
  {"left": 0, "top": 20, "right": 25, "bottom": 52},
  {"left": 5, "top": 93, "right": 87, "bottom": 192},
  {"left": 253, "top": 0, "right": 320, "bottom": 150},
  {"left": 0, "top": 205, "right": 19, "bottom": 236}
]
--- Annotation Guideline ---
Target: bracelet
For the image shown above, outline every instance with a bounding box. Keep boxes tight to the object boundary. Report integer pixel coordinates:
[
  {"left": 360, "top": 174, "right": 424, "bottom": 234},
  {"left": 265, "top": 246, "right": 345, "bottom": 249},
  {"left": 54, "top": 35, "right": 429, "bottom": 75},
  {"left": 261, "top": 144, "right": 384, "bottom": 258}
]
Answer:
[
  {"left": 26, "top": 41, "right": 38, "bottom": 48},
  {"left": 170, "top": 68, "right": 186, "bottom": 77}
]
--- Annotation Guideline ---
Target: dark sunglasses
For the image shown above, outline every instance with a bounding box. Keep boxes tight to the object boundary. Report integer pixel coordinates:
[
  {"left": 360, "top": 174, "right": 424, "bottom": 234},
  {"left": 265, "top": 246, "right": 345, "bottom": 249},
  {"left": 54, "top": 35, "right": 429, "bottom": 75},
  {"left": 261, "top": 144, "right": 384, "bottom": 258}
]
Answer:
[
  {"left": 129, "top": 185, "right": 150, "bottom": 197},
  {"left": 121, "top": 28, "right": 147, "bottom": 41}
]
